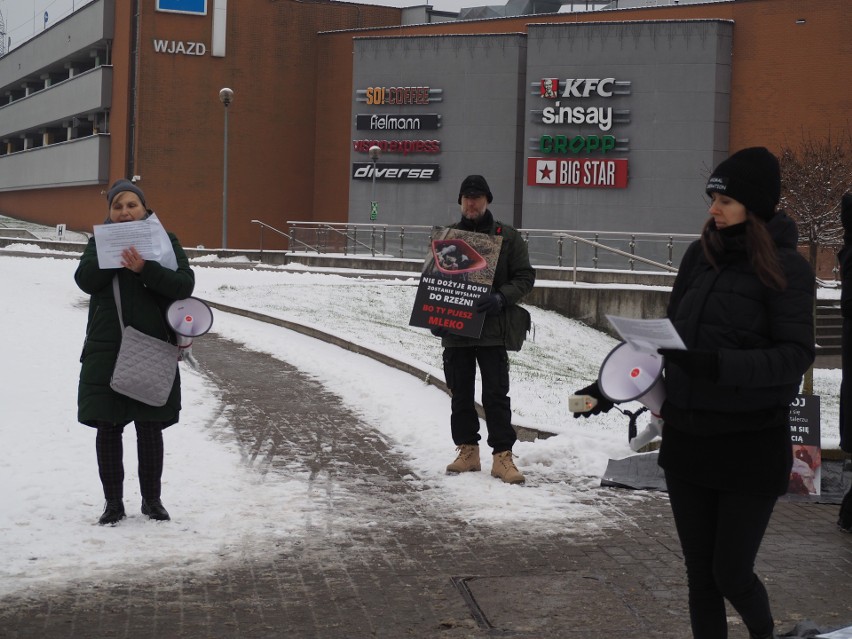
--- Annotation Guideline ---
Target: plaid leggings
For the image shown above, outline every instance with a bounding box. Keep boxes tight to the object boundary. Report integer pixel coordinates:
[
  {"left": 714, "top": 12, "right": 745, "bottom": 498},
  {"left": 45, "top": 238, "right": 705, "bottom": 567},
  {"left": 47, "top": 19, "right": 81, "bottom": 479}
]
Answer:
[{"left": 95, "top": 422, "right": 165, "bottom": 500}]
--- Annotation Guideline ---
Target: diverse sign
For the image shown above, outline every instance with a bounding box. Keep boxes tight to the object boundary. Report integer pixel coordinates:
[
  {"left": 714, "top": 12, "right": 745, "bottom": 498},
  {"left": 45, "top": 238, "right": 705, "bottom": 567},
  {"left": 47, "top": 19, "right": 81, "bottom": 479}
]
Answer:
[
  {"left": 355, "top": 114, "right": 442, "bottom": 131},
  {"left": 527, "top": 157, "right": 628, "bottom": 188},
  {"left": 352, "top": 163, "right": 441, "bottom": 181}
]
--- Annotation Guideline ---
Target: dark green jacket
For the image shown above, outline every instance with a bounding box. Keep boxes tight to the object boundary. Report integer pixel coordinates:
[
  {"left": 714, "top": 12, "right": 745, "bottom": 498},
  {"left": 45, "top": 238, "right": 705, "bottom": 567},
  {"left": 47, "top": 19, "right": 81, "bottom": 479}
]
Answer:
[
  {"left": 75, "top": 233, "right": 195, "bottom": 428},
  {"left": 442, "top": 211, "right": 536, "bottom": 348}
]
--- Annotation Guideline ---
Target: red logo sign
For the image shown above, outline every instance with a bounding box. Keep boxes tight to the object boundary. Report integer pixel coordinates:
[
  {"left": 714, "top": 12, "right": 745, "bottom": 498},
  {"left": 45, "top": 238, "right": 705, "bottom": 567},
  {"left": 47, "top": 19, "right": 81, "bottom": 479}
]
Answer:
[
  {"left": 527, "top": 157, "right": 628, "bottom": 189},
  {"left": 540, "top": 78, "right": 559, "bottom": 99}
]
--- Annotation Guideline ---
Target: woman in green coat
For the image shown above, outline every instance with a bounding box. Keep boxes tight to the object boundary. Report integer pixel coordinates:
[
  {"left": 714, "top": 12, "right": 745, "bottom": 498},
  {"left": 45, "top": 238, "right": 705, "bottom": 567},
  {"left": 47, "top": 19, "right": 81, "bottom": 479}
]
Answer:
[{"left": 75, "top": 179, "right": 195, "bottom": 525}]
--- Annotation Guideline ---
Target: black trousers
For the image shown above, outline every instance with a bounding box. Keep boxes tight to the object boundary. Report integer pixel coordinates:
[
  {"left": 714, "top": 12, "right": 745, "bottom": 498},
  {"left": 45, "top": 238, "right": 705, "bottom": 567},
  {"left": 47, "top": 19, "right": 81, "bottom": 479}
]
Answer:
[
  {"left": 95, "top": 421, "right": 165, "bottom": 501},
  {"left": 665, "top": 471, "right": 777, "bottom": 639},
  {"left": 442, "top": 345, "right": 516, "bottom": 453}
]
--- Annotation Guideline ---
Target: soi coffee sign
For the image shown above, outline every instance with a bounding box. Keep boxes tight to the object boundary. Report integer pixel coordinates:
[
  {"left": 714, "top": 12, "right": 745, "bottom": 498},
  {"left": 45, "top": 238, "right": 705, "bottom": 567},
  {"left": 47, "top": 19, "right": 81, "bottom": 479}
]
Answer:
[{"left": 527, "top": 157, "right": 628, "bottom": 188}]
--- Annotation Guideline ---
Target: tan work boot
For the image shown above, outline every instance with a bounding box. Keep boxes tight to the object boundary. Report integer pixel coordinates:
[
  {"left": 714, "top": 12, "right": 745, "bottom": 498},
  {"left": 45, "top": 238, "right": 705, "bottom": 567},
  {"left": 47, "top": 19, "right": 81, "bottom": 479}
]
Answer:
[
  {"left": 446, "top": 444, "right": 481, "bottom": 474},
  {"left": 491, "top": 450, "right": 525, "bottom": 484}
]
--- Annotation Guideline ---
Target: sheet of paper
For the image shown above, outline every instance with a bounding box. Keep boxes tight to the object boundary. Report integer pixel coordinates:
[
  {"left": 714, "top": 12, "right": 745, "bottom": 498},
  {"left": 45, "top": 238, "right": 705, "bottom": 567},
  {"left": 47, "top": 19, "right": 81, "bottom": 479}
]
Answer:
[
  {"left": 605, "top": 315, "right": 686, "bottom": 355},
  {"left": 147, "top": 213, "right": 177, "bottom": 271},
  {"left": 816, "top": 627, "right": 852, "bottom": 639},
  {"left": 93, "top": 220, "right": 158, "bottom": 269}
]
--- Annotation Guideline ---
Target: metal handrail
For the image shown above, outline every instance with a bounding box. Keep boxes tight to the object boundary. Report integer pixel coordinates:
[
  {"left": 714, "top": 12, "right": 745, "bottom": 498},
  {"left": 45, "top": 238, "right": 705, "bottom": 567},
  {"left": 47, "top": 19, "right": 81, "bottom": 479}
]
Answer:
[
  {"left": 281, "top": 220, "right": 698, "bottom": 272},
  {"left": 551, "top": 232, "right": 678, "bottom": 284},
  {"left": 250, "top": 219, "right": 320, "bottom": 254},
  {"left": 318, "top": 223, "right": 382, "bottom": 257}
]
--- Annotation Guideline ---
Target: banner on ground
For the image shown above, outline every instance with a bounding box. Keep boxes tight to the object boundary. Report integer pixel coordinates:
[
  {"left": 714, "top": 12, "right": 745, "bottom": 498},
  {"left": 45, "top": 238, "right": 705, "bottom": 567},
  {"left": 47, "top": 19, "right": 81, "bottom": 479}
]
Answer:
[{"left": 787, "top": 394, "right": 821, "bottom": 496}]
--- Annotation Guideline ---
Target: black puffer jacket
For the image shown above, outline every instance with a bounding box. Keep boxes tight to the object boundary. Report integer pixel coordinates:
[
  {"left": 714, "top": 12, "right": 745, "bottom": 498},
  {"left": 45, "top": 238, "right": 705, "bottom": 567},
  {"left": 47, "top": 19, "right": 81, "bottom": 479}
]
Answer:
[
  {"left": 659, "top": 212, "right": 815, "bottom": 495},
  {"left": 75, "top": 233, "right": 195, "bottom": 428},
  {"left": 838, "top": 230, "right": 852, "bottom": 453}
]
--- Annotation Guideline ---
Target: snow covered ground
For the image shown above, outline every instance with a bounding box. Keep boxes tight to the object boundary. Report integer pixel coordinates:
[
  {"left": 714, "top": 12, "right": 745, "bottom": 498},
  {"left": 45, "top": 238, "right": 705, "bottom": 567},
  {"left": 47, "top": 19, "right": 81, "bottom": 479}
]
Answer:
[{"left": 0, "top": 243, "right": 842, "bottom": 599}]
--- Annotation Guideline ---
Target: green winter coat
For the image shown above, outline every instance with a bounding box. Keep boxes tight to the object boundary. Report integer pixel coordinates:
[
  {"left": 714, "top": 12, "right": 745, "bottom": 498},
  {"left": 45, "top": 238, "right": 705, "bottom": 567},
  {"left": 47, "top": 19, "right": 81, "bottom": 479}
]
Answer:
[
  {"left": 75, "top": 233, "right": 195, "bottom": 428},
  {"left": 441, "top": 211, "right": 536, "bottom": 348}
]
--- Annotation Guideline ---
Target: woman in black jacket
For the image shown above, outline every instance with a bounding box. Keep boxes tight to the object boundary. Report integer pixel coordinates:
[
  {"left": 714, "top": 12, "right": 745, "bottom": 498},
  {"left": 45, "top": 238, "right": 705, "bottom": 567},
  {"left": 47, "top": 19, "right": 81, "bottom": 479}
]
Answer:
[
  {"left": 577, "top": 148, "right": 815, "bottom": 639},
  {"left": 76, "top": 180, "right": 195, "bottom": 525},
  {"left": 837, "top": 191, "right": 852, "bottom": 532}
]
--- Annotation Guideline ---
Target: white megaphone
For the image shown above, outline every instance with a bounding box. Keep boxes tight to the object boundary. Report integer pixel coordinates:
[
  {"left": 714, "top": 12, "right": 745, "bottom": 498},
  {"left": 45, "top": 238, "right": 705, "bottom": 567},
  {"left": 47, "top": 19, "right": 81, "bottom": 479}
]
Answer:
[
  {"left": 166, "top": 298, "right": 214, "bottom": 364},
  {"left": 597, "top": 341, "right": 666, "bottom": 451}
]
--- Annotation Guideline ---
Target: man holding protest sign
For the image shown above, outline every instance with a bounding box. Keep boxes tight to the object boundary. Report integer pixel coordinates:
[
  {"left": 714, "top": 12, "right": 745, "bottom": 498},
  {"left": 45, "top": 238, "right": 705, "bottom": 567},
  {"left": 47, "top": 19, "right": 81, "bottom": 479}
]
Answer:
[{"left": 431, "top": 175, "right": 535, "bottom": 484}]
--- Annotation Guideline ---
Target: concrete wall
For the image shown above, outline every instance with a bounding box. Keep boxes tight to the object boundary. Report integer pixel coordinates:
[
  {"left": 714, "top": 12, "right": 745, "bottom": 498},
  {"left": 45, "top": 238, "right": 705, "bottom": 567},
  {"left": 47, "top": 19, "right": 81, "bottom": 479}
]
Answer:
[
  {"left": 526, "top": 285, "right": 671, "bottom": 338},
  {"left": 522, "top": 21, "right": 731, "bottom": 258},
  {"left": 348, "top": 34, "right": 527, "bottom": 229}
]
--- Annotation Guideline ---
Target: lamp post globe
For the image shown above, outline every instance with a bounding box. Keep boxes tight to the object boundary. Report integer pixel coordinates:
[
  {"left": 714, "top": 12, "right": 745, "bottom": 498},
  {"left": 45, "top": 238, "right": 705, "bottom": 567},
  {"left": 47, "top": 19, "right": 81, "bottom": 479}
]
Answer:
[{"left": 219, "top": 87, "right": 234, "bottom": 107}]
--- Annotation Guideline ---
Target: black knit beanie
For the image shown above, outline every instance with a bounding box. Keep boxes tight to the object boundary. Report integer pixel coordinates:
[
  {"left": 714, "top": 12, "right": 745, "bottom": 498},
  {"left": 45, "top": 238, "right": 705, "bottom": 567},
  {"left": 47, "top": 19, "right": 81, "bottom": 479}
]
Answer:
[
  {"left": 705, "top": 147, "right": 781, "bottom": 220},
  {"left": 106, "top": 179, "right": 147, "bottom": 210},
  {"left": 458, "top": 175, "right": 493, "bottom": 204}
]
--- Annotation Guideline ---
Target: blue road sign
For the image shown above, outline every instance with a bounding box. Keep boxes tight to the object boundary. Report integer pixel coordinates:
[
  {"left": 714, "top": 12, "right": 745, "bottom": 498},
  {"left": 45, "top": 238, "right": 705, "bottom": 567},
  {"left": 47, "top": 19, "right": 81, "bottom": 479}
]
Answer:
[{"left": 156, "top": 0, "right": 208, "bottom": 15}]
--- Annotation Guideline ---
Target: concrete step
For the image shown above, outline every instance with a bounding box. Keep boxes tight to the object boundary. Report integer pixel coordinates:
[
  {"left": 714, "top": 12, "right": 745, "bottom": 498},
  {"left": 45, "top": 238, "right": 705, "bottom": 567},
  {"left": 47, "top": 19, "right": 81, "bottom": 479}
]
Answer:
[{"left": 816, "top": 336, "right": 842, "bottom": 347}]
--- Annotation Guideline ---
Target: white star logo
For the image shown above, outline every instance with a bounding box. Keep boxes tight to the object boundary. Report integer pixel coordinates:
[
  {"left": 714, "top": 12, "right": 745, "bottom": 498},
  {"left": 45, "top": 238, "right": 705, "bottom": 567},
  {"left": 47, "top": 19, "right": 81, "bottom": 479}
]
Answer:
[{"left": 536, "top": 160, "right": 556, "bottom": 184}]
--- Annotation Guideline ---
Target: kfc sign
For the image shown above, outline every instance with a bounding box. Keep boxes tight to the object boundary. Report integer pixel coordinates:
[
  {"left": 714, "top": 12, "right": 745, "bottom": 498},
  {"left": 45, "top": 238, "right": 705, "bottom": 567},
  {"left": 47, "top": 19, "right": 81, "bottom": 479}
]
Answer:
[
  {"left": 527, "top": 157, "right": 628, "bottom": 188},
  {"left": 540, "top": 78, "right": 618, "bottom": 99}
]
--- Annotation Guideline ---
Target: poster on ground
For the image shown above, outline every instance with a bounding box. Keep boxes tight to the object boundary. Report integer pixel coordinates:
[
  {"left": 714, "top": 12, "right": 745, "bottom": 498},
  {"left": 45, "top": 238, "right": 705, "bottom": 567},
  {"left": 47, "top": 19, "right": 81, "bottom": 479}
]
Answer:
[
  {"left": 408, "top": 227, "right": 502, "bottom": 339},
  {"left": 787, "top": 394, "right": 821, "bottom": 496}
]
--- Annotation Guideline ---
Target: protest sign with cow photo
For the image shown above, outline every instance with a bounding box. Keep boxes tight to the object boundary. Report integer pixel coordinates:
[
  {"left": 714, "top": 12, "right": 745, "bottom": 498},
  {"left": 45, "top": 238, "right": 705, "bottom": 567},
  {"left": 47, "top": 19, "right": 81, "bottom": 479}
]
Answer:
[{"left": 408, "top": 227, "right": 502, "bottom": 338}]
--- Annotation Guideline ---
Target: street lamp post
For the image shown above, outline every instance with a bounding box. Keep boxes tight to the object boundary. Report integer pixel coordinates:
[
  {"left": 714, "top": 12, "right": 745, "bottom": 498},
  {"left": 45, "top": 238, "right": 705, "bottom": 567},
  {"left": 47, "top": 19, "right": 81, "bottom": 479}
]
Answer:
[
  {"left": 368, "top": 145, "right": 381, "bottom": 222},
  {"left": 219, "top": 87, "right": 234, "bottom": 249}
]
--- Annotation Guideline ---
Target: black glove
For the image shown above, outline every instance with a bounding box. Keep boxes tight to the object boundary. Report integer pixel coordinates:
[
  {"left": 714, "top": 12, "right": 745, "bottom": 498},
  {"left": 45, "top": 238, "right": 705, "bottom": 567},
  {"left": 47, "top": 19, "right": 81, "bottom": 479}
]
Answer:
[
  {"left": 476, "top": 292, "right": 505, "bottom": 316},
  {"left": 430, "top": 327, "right": 450, "bottom": 338},
  {"left": 658, "top": 348, "right": 720, "bottom": 382},
  {"left": 572, "top": 381, "right": 614, "bottom": 419}
]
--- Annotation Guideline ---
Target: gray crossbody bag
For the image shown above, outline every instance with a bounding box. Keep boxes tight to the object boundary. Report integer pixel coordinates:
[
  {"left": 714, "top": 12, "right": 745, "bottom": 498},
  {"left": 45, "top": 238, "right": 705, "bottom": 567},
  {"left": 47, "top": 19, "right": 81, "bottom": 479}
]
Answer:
[{"left": 110, "top": 276, "right": 179, "bottom": 407}]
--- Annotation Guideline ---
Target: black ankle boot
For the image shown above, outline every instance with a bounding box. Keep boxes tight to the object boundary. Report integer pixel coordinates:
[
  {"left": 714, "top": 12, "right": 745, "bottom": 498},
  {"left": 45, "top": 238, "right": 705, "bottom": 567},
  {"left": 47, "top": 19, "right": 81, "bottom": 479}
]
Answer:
[
  {"left": 98, "top": 499, "right": 126, "bottom": 525},
  {"left": 141, "top": 498, "right": 170, "bottom": 521},
  {"left": 839, "top": 487, "right": 852, "bottom": 532}
]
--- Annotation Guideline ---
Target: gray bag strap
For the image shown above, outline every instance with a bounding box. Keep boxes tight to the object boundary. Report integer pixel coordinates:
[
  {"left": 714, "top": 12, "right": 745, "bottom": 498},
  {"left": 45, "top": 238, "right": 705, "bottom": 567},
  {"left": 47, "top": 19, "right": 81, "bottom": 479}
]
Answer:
[
  {"left": 112, "top": 276, "right": 125, "bottom": 332},
  {"left": 111, "top": 275, "right": 173, "bottom": 342}
]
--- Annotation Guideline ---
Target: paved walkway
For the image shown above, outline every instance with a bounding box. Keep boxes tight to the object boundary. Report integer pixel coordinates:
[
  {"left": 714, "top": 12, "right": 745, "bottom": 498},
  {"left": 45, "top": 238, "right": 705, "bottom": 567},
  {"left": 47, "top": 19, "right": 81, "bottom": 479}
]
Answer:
[{"left": 1, "top": 333, "right": 850, "bottom": 639}]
